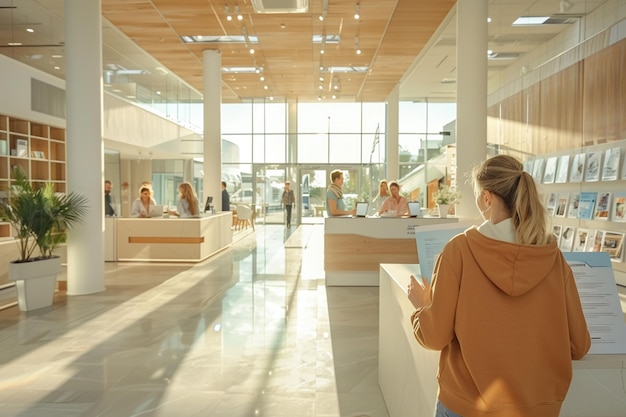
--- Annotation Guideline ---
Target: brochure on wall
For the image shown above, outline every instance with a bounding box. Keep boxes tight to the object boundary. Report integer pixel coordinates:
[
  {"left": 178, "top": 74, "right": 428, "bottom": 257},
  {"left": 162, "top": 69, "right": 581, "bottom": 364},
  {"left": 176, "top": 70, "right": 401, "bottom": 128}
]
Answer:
[
  {"left": 563, "top": 252, "right": 626, "bottom": 354},
  {"left": 414, "top": 222, "right": 472, "bottom": 283}
]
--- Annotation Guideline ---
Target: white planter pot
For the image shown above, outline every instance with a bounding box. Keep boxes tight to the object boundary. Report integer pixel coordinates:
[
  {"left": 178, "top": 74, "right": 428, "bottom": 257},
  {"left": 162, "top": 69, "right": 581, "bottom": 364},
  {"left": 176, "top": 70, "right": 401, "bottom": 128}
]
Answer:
[
  {"left": 437, "top": 204, "right": 450, "bottom": 218},
  {"left": 9, "top": 257, "right": 62, "bottom": 312}
]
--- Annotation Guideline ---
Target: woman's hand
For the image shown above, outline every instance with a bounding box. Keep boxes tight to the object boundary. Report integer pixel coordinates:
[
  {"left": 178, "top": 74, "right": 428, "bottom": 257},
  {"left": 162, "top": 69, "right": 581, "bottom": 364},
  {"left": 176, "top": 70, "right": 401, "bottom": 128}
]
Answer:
[{"left": 407, "top": 275, "right": 431, "bottom": 309}]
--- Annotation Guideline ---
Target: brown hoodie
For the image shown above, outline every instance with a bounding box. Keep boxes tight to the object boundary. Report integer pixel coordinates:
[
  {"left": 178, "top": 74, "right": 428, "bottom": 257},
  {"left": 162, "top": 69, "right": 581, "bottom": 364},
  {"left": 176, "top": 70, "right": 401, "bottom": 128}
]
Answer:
[{"left": 411, "top": 226, "right": 591, "bottom": 417}]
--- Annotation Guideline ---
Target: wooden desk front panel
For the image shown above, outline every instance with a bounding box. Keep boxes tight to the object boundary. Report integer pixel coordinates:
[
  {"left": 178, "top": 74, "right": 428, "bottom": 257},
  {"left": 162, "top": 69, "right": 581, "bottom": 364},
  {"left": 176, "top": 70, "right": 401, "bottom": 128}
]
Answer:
[{"left": 324, "top": 234, "right": 418, "bottom": 272}]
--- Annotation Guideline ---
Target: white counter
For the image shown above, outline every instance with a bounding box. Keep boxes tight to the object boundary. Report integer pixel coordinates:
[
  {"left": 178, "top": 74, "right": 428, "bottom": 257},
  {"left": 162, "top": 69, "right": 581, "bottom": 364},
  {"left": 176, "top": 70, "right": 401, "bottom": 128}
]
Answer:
[
  {"left": 379, "top": 263, "right": 626, "bottom": 417},
  {"left": 324, "top": 216, "right": 457, "bottom": 286},
  {"left": 115, "top": 212, "right": 232, "bottom": 262}
]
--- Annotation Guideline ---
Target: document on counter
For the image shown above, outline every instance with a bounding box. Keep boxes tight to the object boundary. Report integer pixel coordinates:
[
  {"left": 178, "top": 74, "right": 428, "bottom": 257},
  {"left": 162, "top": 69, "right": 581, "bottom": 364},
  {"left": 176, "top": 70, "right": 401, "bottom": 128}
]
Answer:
[
  {"left": 563, "top": 252, "right": 626, "bottom": 354},
  {"left": 415, "top": 222, "right": 471, "bottom": 283}
]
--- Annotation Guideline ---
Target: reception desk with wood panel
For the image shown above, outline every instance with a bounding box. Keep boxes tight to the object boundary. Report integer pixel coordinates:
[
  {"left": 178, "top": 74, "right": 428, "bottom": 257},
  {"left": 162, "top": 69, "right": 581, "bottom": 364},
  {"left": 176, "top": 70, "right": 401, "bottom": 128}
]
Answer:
[
  {"left": 323, "top": 216, "right": 458, "bottom": 286},
  {"left": 114, "top": 212, "right": 232, "bottom": 262}
]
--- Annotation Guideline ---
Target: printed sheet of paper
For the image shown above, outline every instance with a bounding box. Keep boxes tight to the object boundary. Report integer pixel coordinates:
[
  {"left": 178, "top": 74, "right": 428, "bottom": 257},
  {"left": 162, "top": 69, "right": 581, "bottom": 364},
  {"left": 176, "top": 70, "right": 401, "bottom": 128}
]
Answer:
[
  {"left": 564, "top": 252, "right": 626, "bottom": 354},
  {"left": 415, "top": 222, "right": 471, "bottom": 283}
]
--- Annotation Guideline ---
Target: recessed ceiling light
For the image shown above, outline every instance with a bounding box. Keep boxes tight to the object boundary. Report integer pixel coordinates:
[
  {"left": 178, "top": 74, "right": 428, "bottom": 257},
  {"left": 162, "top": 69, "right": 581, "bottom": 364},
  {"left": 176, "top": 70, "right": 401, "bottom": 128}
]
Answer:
[
  {"left": 26, "top": 28, "right": 34, "bottom": 33},
  {"left": 512, "top": 16, "right": 549, "bottom": 26}
]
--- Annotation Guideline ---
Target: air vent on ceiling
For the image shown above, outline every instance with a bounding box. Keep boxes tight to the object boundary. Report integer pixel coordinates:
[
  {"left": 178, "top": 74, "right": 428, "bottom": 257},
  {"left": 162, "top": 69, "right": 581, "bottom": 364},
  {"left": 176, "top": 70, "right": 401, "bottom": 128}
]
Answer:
[{"left": 251, "top": 0, "right": 308, "bottom": 14}]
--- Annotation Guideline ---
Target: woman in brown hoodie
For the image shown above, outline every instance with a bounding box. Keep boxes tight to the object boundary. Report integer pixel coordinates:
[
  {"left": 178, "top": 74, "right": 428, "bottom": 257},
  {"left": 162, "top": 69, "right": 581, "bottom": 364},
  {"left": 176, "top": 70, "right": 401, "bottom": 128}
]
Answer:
[{"left": 408, "top": 155, "right": 591, "bottom": 417}]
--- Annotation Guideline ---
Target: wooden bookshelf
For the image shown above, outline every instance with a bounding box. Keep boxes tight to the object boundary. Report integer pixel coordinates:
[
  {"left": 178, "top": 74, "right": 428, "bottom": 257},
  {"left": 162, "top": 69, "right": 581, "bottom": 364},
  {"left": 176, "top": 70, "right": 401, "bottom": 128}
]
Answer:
[{"left": 0, "top": 113, "right": 67, "bottom": 237}]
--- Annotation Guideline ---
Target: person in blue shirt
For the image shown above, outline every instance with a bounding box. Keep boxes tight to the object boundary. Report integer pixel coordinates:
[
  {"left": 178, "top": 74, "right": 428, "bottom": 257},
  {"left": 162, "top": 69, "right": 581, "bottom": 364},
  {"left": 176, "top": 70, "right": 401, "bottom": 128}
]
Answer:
[
  {"left": 168, "top": 182, "right": 200, "bottom": 218},
  {"left": 326, "top": 169, "right": 356, "bottom": 217}
]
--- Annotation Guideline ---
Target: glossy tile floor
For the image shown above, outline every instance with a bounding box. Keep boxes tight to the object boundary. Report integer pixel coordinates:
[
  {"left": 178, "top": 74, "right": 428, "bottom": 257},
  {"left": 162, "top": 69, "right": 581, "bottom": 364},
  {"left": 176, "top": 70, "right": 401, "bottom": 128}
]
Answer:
[{"left": 0, "top": 225, "right": 389, "bottom": 417}]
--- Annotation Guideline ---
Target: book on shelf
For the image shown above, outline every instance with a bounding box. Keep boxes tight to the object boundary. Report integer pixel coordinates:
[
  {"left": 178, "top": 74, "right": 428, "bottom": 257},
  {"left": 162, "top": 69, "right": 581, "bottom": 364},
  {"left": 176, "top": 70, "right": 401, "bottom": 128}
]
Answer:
[
  {"left": 577, "top": 191, "right": 598, "bottom": 220},
  {"left": 555, "top": 155, "right": 570, "bottom": 183},
  {"left": 594, "top": 192, "right": 611, "bottom": 220},
  {"left": 567, "top": 193, "right": 580, "bottom": 218},
  {"left": 601, "top": 147, "right": 621, "bottom": 181},
  {"left": 552, "top": 225, "right": 562, "bottom": 242},
  {"left": 600, "top": 231, "right": 625, "bottom": 262},
  {"left": 588, "top": 230, "right": 603, "bottom": 252},
  {"left": 573, "top": 228, "right": 590, "bottom": 252},
  {"left": 570, "top": 152, "right": 585, "bottom": 182},
  {"left": 543, "top": 156, "right": 557, "bottom": 184},
  {"left": 559, "top": 226, "right": 575, "bottom": 252},
  {"left": 531, "top": 158, "right": 545, "bottom": 182},
  {"left": 16, "top": 138, "right": 28, "bottom": 158},
  {"left": 612, "top": 192, "right": 626, "bottom": 222},
  {"left": 584, "top": 151, "right": 601, "bottom": 182},
  {"left": 554, "top": 193, "right": 569, "bottom": 217},
  {"left": 545, "top": 192, "right": 557, "bottom": 212}
]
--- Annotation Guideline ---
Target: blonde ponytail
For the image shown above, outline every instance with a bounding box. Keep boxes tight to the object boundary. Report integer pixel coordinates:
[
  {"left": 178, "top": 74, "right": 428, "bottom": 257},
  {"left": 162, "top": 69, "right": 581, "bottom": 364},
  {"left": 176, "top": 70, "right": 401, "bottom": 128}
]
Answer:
[{"left": 473, "top": 155, "right": 552, "bottom": 245}]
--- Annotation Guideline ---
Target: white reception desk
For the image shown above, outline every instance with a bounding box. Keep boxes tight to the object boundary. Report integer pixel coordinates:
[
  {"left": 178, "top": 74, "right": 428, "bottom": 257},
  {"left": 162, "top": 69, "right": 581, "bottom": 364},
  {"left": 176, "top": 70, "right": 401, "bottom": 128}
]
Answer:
[
  {"left": 111, "top": 212, "right": 232, "bottom": 262},
  {"left": 379, "top": 263, "right": 626, "bottom": 417},
  {"left": 324, "top": 216, "right": 457, "bottom": 286}
]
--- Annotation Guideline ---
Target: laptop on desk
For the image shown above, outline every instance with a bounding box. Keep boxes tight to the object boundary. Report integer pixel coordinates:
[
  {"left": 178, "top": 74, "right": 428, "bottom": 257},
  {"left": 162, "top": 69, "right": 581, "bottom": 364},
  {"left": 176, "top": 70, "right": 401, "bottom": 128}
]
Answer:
[
  {"left": 355, "top": 202, "right": 369, "bottom": 217},
  {"left": 148, "top": 205, "right": 164, "bottom": 218},
  {"left": 408, "top": 202, "right": 421, "bottom": 217}
]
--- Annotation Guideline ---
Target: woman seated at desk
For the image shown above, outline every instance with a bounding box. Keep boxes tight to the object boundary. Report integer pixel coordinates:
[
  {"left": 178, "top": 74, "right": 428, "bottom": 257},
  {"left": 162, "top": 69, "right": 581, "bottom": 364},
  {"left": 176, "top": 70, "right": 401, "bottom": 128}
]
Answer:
[
  {"left": 379, "top": 181, "right": 409, "bottom": 217},
  {"left": 168, "top": 182, "right": 201, "bottom": 218},
  {"left": 131, "top": 186, "right": 160, "bottom": 218}
]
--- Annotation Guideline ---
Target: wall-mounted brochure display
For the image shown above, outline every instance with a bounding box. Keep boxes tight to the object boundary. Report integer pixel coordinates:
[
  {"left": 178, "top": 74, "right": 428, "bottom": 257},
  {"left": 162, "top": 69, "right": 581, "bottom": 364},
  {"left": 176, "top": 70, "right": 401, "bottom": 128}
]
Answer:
[{"left": 526, "top": 139, "right": 626, "bottom": 266}]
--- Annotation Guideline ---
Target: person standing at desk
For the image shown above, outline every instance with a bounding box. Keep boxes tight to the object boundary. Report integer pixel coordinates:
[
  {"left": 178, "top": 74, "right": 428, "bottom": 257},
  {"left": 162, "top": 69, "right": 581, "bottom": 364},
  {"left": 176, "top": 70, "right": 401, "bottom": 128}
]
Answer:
[
  {"left": 326, "top": 169, "right": 356, "bottom": 217},
  {"left": 281, "top": 181, "right": 295, "bottom": 228},
  {"left": 407, "top": 154, "right": 590, "bottom": 417},
  {"left": 221, "top": 181, "right": 230, "bottom": 212},
  {"left": 168, "top": 182, "right": 200, "bottom": 218},
  {"left": 379, "top": 181, "right": 408, "bottom": 216},
  {"left": 104, "top": 180, "right": 116, "bottom": 216},
  {"left": 371, "top": 179, "right": 390, "bottom": 214}
]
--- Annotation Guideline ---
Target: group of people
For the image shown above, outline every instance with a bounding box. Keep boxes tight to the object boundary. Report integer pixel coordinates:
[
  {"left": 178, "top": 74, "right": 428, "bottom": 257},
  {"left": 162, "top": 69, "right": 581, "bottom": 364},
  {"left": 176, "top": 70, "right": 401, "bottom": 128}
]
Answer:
[
  {"left": 104, "top": 180, "right": 202, "bottom": 218},
  {"left": 325, "top": 170, "right": 409, "bottom": 217},
  {"left": 327, "top": 156, "right": 591, "bottom": 417}
]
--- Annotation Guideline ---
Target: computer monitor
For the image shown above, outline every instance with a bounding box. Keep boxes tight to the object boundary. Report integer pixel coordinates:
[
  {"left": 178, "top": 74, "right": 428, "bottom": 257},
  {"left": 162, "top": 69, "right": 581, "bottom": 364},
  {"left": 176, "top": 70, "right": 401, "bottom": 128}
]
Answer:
[{"left": 204, "top": 196, "right": 213, "bottom": 212}]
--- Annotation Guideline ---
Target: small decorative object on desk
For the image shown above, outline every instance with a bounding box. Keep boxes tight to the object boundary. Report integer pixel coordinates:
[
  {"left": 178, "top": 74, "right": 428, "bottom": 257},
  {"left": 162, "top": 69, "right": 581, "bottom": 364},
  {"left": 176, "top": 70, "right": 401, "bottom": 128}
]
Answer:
[{"left": 432, "top": 184, "right": 461, "bottom": 218}]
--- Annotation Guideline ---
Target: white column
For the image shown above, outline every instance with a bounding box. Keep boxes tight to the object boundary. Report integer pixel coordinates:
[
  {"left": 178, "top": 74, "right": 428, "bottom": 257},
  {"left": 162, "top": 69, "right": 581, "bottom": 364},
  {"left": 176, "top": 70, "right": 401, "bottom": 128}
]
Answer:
[
  {"left": 65, "top": 0, "right": 105, "bottom": 295},
  {"left": 455, "top": 0, "right": 488, "bottom": 220},
  {"left": 202, "top": 50, "right": 222, "bottom": 210},
  {"left": 386, "top": 84, "right": 400, "bottom": 181}
]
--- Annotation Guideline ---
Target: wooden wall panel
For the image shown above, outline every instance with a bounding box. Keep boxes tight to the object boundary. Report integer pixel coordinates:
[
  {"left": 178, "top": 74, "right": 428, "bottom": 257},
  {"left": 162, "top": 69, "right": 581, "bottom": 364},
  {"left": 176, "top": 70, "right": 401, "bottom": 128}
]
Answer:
[
  {"left": 582, "top": 38, "right": 626, "bottom": 144},
  {"left": 538, "top": 63, "right": 583, "bottom": 154}
]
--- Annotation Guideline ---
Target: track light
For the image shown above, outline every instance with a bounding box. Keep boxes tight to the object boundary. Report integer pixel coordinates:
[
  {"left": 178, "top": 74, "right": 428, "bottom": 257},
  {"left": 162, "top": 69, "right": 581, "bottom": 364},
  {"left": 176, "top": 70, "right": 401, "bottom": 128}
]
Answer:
[
  {"left": 354, "top": 35, "right": 361, "bottom": 55},
  {"left": 225, "top": 5, "right": 232, "bottom": 21},
  {"left": 235, "top": 4, "right": 243, "bottom": 20},
  {"left": 354, "top": 4, "right": 360, "bottom": 20}
]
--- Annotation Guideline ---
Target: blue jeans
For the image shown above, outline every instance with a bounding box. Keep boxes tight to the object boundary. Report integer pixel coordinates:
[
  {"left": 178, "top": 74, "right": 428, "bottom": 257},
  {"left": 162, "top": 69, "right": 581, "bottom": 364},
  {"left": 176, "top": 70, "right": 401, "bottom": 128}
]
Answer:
[{"left": 435, "top": 400, "right": 463, "bottom": 417}]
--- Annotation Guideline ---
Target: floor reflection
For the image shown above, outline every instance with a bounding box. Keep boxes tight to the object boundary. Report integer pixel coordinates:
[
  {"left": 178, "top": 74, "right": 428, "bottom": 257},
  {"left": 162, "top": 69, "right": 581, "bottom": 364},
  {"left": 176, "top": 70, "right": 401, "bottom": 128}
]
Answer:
[{"left": 0, "top": 225, "right": 389, "bottom": 417}]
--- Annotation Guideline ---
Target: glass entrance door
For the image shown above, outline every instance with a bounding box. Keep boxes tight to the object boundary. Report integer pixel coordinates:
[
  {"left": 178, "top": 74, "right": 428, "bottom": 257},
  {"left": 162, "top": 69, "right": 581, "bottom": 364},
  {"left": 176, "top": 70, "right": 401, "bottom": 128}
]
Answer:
[{"left": 253, "top": 165, "right": 290, "bottom": 225}]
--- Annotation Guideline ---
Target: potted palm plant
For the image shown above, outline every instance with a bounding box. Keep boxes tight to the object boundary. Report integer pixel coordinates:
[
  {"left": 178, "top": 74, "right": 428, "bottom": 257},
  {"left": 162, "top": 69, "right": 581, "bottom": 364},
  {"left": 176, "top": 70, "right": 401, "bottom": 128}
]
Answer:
[{"left": 0, "top": 168, "right": 88, "bottom": 311}]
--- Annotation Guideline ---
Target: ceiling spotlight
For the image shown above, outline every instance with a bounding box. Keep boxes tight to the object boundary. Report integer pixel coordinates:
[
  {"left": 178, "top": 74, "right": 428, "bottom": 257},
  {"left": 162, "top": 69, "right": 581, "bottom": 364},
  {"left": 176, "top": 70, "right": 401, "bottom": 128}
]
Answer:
[
  {"left": 235, "top": 4, "right": 243, "bottom": 20},
  {"left": 354, "top": 4, "right": 360, "bottom": 20},
  {"left": 319, "top": 76, "right": 324, "bottom": 82},
  {"left": 317, "top": 96, "right": 322, "bottom": 101},
  {"left": 318, "top": 85, "right": 323, "bottom": 90},
  {"left": 331, "top": 94, "right": 337, "bottom": 99},
  {"left": 260, "top": 76, "right": 265, "bottom": 81},
  {"left": 263, "top": 85, "right": 269, "bottom": 90},
  {"left": 249, "top": 48, "right": 255, "bottom": 54},
  {"left": 354, "top": 35, "right": 361, "bottom": 55},
  {"left": 225, "top": 5, "right": 232, "bottom": 21}
]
